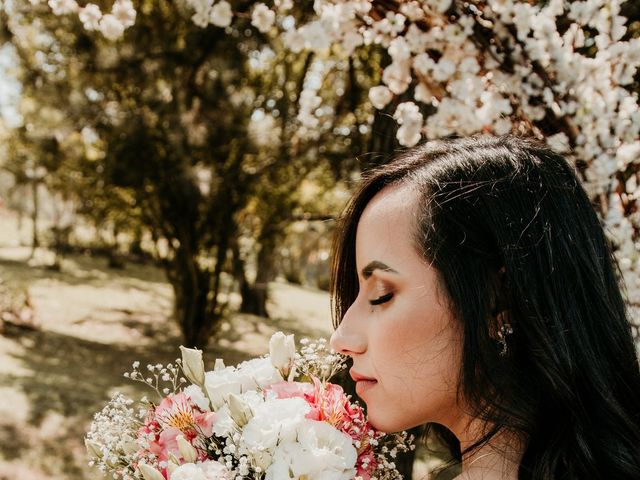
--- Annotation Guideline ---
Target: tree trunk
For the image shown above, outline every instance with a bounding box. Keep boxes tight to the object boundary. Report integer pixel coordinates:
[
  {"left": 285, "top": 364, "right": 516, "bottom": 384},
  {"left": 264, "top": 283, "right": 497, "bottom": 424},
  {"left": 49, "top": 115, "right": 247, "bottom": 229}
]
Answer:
[
  {"left": 169, "top": 246, "right": 216, "bottom": 348},
  {"left": 30, "top": 181, "right": 39, "bottom": 258},
  {"left": 236, "top": 227, "right": 280, "bottom": 317}
]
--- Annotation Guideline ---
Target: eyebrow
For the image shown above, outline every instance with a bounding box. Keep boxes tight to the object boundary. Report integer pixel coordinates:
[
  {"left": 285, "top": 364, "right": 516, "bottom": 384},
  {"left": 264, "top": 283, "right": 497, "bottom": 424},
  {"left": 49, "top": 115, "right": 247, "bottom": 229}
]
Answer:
[{"left": 361, "top": 261, "right": 399, "bottom": 279}]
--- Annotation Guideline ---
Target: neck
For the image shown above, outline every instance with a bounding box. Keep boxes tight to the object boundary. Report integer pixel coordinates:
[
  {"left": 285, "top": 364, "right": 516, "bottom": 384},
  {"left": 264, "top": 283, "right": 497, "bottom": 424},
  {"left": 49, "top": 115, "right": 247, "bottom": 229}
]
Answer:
[{"left": 451, "top": 418, "right": 524, "bottom": 478}]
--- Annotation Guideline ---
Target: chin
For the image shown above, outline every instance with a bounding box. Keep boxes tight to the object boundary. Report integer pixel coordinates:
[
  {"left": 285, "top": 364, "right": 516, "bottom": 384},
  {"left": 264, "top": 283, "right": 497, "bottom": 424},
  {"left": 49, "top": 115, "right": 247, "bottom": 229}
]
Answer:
[{"left": 367, "top": 412, "right": 408, "bottom": 434}]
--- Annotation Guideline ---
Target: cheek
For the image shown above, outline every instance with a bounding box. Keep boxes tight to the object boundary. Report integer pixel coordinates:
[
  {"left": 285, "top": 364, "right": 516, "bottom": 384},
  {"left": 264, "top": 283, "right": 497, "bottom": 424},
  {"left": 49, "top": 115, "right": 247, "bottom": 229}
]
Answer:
[{"left": 382, "top": 300, "right": 461, "bottom": 393}]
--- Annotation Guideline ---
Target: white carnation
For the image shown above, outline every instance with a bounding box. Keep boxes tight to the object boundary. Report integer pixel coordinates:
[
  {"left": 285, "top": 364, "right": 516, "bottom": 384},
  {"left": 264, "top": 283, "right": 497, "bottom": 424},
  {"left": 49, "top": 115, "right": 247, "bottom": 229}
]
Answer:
[
  {"left": 241, "top": 397, "right": 310, "bottom": 470},
  {"left": 170, "top": 460, "right": 231, "bottom": 480}
]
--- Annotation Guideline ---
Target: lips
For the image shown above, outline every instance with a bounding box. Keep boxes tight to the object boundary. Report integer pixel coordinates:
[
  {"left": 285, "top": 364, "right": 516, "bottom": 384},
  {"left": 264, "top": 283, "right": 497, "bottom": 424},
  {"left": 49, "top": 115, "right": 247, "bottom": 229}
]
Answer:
[
  {"left": 350, "top": 370, "right": 378, "bottom": 396},
  {"left": 350, "top": 370, "right": 377, "bottom": 383}
]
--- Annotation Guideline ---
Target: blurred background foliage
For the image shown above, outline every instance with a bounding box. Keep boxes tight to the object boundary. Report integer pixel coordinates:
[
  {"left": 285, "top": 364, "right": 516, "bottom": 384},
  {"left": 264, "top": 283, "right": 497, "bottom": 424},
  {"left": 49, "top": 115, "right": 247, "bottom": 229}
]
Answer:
[{"left": 0, "top": 0, "right": 392, "bottom": 348}]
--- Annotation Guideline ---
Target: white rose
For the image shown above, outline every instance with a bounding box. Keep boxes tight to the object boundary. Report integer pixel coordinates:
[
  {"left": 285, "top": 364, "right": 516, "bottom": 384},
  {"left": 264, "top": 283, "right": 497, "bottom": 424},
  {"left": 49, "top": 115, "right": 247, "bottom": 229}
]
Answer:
[
  {"left": 369, "top": 85, "right": 393, "bottom": 110},
  {"left": 251, "top": 3, "right": 275, "bottom": 33},
  {"left": 210, "top": 1, "right": 233, "bottom": 28}
]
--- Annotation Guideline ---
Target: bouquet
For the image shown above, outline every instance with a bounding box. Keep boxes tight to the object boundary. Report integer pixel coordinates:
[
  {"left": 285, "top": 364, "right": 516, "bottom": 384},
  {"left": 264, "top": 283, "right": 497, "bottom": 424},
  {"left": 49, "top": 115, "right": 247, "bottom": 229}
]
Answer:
[{"left": 85, "top": 332, "right": 414, "bottom": 480}]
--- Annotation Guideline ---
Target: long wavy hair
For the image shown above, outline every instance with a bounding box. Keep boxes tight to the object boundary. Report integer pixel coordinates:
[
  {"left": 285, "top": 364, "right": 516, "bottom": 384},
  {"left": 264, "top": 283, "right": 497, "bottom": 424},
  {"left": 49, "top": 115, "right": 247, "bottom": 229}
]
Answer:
[{"left": 330, "top": 135, "right": 640, "bottom": 479}]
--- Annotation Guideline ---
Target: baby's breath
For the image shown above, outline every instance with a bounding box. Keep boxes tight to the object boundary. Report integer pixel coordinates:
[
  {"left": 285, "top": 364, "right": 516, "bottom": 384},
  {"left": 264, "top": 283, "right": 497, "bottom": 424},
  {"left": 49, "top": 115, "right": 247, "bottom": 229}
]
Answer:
[
  {"left": 124, "top": 359, "right": 184, "bottom": 400},
  {"left": 294, "top": 337, "right": 347, "bottom": 383}
]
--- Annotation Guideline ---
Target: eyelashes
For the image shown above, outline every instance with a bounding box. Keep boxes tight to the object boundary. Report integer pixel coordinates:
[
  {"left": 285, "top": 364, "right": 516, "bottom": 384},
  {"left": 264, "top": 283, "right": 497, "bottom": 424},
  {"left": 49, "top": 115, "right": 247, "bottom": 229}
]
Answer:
[{"left": 369, "top": 292, "right": 394, "bottom": 306}]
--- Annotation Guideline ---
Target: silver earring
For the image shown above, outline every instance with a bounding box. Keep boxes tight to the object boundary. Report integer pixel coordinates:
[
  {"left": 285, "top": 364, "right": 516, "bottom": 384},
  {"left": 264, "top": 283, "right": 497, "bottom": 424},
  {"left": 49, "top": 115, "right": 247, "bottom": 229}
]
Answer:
[{"left": 497, "top": 323, "right": 513, "bottom": 356}]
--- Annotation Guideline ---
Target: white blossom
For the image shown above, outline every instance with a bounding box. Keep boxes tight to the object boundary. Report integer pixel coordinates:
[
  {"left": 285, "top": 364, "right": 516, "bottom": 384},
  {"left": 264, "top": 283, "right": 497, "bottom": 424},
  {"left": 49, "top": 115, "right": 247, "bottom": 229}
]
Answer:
[
  {"left": 394, "top": 102, "right": 423, "bottom": 147},
  {"left": 400, "top": 1, "right": 425, "bottom": 21},
  {"left": 78, "top": 4, "right": 102, "bottom": 30},
  {"left": 252, "top": 3, "right": 276, "bottom": 33},
  {"left": 382, "top": 60, "right": 412, "bottom": 95},
  {"left": 99, "top": 14, "right": 125, "bottom": 41},
  {"left": 48, "top": 0, "right": 77, "bottom": 15},
  {"left": 112, "top": 0, "right": 136, "bottom": 28},
  {"left": 368, "top": 85, "right": 393, "bottom": 110},
  {"left": 210, "top": 1, "right": 233, "bottom": 28},
  {"left": 547, "top": 132, "right": 570, "bottom": 153}
]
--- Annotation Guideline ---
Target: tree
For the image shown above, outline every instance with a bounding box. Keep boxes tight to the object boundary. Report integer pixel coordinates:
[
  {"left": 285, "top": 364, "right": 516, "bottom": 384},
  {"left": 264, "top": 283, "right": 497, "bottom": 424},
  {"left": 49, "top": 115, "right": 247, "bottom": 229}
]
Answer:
[{"left": 0, "top": 0, "right": 378, "bottom": 347}]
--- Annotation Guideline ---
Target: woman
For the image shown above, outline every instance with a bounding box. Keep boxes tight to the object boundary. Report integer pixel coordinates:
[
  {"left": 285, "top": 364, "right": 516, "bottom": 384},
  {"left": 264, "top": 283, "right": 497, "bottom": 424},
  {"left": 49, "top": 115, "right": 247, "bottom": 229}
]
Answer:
[{"left": 329, "top": 135, "right": 640, "bottom": 479}]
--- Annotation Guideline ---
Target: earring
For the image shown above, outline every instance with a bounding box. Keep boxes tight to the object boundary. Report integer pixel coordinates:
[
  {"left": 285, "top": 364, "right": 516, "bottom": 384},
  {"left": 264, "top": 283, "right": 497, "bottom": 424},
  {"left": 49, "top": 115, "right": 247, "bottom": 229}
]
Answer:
[{"left": 497, "top": 323, "right": 513, "bottom": 356}]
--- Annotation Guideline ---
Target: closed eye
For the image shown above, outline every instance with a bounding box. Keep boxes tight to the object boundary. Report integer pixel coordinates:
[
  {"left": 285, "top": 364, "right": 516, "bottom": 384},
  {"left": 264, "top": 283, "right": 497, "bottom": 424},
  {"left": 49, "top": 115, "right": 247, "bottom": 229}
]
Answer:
[{"left": 369, "top": 292, "right": 394, "bottom": 306}]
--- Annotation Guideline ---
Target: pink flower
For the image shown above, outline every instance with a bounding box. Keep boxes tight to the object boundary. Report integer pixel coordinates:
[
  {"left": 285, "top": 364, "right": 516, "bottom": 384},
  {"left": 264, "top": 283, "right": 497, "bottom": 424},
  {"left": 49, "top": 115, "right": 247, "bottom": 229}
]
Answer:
[
  {"left": 136, "top": 392, "right": 216, "bottom": 477},
  {"left": 268, "top": 380, "right": 314, "bottom": 400}
]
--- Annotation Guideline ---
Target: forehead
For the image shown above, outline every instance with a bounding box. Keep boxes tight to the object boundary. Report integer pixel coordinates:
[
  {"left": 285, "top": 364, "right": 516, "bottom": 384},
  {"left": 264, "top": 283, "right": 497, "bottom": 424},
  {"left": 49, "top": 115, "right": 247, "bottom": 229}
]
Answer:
[{"left": 355, "top": 184, "right": 420, "bottom": 264}]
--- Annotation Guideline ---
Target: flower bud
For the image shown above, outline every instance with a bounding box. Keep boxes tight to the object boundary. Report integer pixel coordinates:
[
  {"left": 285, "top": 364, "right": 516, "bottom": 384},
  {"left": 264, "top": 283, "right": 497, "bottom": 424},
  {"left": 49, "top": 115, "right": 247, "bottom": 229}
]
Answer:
[
  {"left": 228, "top": 393, "right": 253, "bottom": 427},
  {"left": 139, "top": 463, "right": 165, "bottom": 480},
  {"left": 176, "top": 434, "right": 198, "bottom": 463},
  {"left": 179, "top": 346, "right": 205, "bottom": 386},
  {"left": 84, "top": 438, "right": 103, "bottom": 458},
  {"left": 269, "top": 332, "right": 295, "bottom": 375},
  {"left": 167, "top": 458, "right": 180, "bottom": 477},
  {"left": 214, "top": 358, "right": 225, "bottom": 371}
]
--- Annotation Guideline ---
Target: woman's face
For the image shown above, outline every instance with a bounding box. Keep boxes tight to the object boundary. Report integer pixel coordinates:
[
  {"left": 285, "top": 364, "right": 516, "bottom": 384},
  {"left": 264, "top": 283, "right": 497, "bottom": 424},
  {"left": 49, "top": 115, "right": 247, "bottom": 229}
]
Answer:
[{"left": 330, "top": 185, "right": 465, "bottom": 433}]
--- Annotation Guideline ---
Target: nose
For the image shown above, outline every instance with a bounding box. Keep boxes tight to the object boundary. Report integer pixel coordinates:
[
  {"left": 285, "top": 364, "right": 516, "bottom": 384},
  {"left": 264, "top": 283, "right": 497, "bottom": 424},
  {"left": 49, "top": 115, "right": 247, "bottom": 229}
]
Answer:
[{"left": 329, "top": 304, "right": 367, "bottom": 356}]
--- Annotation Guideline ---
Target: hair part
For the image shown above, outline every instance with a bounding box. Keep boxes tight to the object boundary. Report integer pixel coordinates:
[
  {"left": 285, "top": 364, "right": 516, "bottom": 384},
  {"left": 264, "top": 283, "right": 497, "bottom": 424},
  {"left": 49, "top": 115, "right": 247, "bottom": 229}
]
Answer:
[{"left": 330, "top": 135, "right": 640, "bottom": 479}]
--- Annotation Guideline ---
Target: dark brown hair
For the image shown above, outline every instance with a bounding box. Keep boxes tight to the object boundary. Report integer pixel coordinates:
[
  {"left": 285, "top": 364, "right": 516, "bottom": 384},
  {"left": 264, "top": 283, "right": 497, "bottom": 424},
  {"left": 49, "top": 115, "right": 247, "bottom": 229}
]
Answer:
[{"left": 330, "top": 135, "right": 640, "bottom": 479}]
